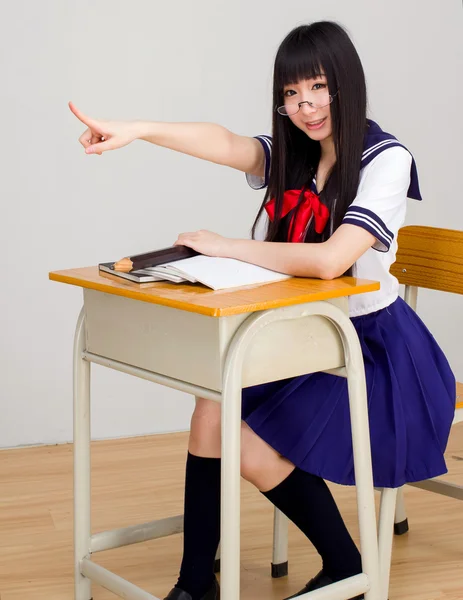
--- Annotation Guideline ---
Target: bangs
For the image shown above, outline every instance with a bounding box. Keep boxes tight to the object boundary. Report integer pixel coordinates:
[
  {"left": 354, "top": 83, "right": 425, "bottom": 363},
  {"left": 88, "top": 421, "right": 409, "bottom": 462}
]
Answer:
[{"left": 274, "top": 33, "right": 326, "bottom": 91}]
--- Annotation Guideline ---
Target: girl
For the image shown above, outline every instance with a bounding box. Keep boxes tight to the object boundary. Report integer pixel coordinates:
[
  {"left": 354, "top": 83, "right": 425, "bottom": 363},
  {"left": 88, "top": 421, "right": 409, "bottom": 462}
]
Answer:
[{"left": 70, "top": 21, "right": 455, "bottom": 600}]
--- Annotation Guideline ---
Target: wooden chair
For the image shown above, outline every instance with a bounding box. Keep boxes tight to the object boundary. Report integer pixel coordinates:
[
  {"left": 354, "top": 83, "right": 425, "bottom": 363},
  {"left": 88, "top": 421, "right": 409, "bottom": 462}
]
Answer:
[
  {"left": 389, "top": 225, "right": 463, "bottom": 533},
  {"left": 263, "top": 225, "right": 463, "bottom": 598}
]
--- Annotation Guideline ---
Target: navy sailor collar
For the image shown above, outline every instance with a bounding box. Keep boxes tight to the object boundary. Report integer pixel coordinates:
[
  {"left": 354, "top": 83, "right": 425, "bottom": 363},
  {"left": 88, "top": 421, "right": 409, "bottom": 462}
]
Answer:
[{"left": 362, "top": 119, "right": 422, "bottom": 201}]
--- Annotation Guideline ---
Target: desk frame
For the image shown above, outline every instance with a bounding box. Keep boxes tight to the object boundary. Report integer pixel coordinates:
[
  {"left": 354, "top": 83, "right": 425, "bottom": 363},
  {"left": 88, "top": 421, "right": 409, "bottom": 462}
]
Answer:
[{"left": 70, "top": 292, "right": 388, "bottom": 600}]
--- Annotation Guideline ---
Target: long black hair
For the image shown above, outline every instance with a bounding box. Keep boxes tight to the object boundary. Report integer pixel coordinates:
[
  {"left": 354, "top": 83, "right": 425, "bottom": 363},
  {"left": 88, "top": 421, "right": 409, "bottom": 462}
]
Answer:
[{"left": 251, "top": 21, "right": 367, "bottom": 244}]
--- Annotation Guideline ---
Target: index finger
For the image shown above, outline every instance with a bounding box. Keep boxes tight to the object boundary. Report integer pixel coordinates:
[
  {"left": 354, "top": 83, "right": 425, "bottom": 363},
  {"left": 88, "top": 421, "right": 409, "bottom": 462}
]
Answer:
[{"left": 68, "top": 101, "right": 102, "bottom": 133}]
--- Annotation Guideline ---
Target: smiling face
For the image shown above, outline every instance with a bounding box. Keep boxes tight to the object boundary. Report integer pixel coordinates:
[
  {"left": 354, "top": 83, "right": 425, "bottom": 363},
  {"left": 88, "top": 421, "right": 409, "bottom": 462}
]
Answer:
[{"left": 282, "top": 75, "right": 333, "bottom": 143}]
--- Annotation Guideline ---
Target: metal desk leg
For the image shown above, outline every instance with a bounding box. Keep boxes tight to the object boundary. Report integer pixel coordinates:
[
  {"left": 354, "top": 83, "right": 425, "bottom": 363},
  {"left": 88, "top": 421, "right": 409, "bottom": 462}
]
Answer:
[
  {"left": 331, "top": 308, "right": 381, "bottom": 600},
  {"left": 219, "top": 301, "right": 381, "bottom": 600},
  {"left": 220, "top": 347, "right": 243, "bottom": 600},
  {"left": 73, "top": 308, "right": 92, "bottom": 600}
]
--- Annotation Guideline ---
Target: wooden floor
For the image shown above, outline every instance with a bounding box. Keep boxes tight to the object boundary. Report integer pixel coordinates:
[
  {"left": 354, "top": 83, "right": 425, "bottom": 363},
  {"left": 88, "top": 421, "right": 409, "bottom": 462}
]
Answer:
[{"left": 1, "top": 422, "right": 462, "bottom": 600}]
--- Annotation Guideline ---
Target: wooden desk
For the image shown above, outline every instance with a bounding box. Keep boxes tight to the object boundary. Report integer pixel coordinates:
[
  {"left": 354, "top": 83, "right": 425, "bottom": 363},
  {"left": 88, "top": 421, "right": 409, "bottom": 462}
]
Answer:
[{"left": 50, "top": 266, "right": 382, "bottom": 600}]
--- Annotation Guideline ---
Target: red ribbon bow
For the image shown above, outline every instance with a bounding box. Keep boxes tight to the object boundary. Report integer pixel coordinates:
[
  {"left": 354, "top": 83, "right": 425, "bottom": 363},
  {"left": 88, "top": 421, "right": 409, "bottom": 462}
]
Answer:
[{"left": 265, "top": 189, "right": 330, "bottom": 242}]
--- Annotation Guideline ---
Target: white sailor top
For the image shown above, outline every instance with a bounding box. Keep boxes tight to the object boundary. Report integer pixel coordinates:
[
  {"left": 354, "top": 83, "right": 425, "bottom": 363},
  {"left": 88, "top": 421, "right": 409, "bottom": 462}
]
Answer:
[{"left": 246, "top": 119, "right": 422, "bottom": 317}]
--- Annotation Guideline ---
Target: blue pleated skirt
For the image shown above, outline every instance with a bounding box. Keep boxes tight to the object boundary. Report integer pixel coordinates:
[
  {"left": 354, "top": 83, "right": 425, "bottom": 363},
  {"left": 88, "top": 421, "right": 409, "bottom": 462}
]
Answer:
[{"left": 241, "top": 297, "right": 456, "bottom": 488}]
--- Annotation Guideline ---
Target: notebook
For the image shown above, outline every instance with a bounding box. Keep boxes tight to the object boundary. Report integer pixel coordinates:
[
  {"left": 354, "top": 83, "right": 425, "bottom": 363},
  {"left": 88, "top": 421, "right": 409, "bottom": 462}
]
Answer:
[{"left": 99, "top": 256, "right": 291, "bottom": 290}]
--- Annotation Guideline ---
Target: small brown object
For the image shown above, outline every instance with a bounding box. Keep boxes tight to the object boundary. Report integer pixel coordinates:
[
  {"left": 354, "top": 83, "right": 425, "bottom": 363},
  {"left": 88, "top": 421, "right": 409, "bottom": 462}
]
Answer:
[{"left": 113, "top": 257, "right": 133, "bottom": 272}]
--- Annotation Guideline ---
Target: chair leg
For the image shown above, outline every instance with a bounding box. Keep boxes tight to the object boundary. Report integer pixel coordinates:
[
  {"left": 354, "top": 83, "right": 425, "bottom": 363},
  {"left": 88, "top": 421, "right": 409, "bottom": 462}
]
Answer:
[
  {"left": 378, "top": 488, "right": 398, "bottom": 600},
  {"left": 213, "top": 543, "right": 221, "bottom": 573},
  {"left": 211, "top": 511, "right": 291, "bottom": 577},
  {"left": 271, "top": 507, "right": 289, "bottom": 578},
  {"left": 393, "top": 487, "right": 409, "bottom": 535}
]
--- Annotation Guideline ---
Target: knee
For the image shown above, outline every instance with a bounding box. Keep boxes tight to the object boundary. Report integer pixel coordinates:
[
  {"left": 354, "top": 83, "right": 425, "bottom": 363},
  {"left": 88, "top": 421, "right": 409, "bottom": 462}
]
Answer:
[
  {"left": 240, "top": 427, "right": 270, "bottom": 486},
  {"left": 240, "top": 423, "right": 295, "bottom": 490},
  {"left": 189, "top": 397, "right": 221, "bottom": 457},
  {"left": 240, "top": 450, "right": 263, "bottom": 486}
]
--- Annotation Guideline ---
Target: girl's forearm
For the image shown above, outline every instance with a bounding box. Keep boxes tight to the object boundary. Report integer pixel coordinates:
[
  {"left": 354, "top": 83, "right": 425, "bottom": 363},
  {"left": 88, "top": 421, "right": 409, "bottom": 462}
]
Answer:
[
  {"left": 138, "top": 121, "right": 232, "bottom": 164},
  {"left": 137, "top": 121, "right": 233, "bottom": 165},
  {"left": 225, "top": 225, "right": 376, "bottom": 280},
  {"left": 227, "top": 239, "right": 333, "bottom": 280},
  {"left": 136, "top": 121, "right": 264, "bottom": 175}
]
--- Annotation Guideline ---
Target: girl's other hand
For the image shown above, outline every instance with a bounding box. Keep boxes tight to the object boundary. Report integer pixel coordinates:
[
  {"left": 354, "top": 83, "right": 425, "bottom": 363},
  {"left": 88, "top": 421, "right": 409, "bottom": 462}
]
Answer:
[{"left": 69, "top": 101, "right": 141, "bottom": 155}]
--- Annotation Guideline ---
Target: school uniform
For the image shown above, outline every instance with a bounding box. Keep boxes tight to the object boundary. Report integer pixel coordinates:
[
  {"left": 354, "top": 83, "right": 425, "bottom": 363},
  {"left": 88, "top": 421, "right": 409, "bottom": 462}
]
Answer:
[{"left": 242, "top": 120, "right": 455, "bottom": 489}]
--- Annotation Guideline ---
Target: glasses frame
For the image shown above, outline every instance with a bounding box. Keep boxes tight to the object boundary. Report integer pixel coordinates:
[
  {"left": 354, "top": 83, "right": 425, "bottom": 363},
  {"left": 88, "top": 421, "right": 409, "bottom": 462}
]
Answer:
[{"left": 276, "top": 89, "right": 339, "bottom": 116}]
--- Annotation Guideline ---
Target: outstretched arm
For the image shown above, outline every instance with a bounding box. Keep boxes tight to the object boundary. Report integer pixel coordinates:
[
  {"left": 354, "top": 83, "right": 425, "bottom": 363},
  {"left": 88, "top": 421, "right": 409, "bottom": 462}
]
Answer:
[{"left": 69, "top": 102, "right": 265, "bottom": 178}]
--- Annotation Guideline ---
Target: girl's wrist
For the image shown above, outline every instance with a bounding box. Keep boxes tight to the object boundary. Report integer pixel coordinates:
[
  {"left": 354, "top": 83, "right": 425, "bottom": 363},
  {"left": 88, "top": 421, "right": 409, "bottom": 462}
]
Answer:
[
  {"left": 137, "top": 121, "right": 158, "bottom": 142},
  {"left": 224, "top": 237, "right": 243, "bottom": 259}
]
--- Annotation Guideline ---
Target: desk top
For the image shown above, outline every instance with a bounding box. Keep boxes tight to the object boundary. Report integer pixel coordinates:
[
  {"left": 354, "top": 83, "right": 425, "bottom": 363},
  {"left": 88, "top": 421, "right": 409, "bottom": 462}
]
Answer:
[{"left": 49, "top": 266, "right": 380, "bottom": 317}]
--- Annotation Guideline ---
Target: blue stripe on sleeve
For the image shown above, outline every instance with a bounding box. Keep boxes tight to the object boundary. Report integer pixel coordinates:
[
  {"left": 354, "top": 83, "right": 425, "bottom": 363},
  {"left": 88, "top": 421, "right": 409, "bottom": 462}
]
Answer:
[
  {"left": 342, "top": 206, "right": 394, "bottom": 252},
  {"left": 245, "top": 135, "right": 272, "bottom": 190}
]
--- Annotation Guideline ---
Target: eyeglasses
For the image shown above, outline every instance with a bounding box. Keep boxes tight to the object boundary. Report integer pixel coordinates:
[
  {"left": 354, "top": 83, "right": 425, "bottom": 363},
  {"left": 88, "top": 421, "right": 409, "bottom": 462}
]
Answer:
[{"left": 276, "top": 89, "right": 339, "bottom": 116}]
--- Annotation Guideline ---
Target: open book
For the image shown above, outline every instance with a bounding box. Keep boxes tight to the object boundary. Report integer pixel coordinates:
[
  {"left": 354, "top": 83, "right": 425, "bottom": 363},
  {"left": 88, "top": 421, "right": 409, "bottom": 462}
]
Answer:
[{"left": 99, "top": 255, "right": 291, "bottom": 290}]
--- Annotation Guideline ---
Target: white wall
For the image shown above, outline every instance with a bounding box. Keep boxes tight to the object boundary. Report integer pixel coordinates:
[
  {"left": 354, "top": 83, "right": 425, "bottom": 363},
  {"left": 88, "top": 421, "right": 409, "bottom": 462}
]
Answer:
[{"left": 1, "top": 0, "right": 462, "bottom": 448}]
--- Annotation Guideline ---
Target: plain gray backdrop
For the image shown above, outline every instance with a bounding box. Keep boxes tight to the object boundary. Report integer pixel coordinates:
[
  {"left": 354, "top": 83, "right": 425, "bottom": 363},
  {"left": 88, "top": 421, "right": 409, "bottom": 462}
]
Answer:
[{"left": 1, "top": 0, "right": 462, "bottom": 448}]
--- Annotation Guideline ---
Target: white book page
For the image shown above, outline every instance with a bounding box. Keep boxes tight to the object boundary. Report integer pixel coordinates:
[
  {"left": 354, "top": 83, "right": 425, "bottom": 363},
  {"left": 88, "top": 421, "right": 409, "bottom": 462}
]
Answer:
[
  {"left": 155, "top": 265, "right": 197, "bottom": 283},
  {"left": 135, "top": 268, "right": 169, "bottom": 280},
  {"left": 141, "top": 266, "right": 189, "bottom": 283},
  {"left": 160, "top": 256, "right": 291, "bottom": 290}
]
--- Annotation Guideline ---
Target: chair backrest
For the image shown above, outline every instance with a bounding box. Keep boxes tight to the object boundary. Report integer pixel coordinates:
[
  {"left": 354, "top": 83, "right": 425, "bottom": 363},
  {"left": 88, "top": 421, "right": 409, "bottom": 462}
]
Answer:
[{"left": 390, "top": 225, "right": 463, "bottom": 296}]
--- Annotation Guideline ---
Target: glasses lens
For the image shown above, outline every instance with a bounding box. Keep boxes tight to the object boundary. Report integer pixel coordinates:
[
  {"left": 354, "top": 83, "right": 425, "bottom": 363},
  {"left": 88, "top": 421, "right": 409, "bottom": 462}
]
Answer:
[
  {"left": 311, "top": 90, "right": 332, "bottom": 108},
  {"left": 277, "top": 104, "right": 298, "bottom": 116},
  {"left": 278, "top": 91, "right": 334, "bottom": 115}
]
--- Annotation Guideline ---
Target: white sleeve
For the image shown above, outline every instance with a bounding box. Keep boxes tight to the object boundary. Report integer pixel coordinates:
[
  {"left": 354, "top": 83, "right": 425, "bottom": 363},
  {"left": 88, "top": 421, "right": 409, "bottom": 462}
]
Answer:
[
  {"left": 245, "top": 135, "right": 272, "bottom": 190},
  {"left": 342, "top": 146, "right": 412, "bottom": 252}
]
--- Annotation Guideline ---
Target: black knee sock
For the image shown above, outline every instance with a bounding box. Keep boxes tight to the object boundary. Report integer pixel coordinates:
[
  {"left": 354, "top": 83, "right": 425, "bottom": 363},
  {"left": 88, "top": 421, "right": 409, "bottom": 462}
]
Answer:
[
  {"left": 176, "top": 452, "right": 221, "bottom": 599},
  {"left": 263, "top": 467, "right": 361, "bottom": 580}
]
